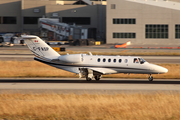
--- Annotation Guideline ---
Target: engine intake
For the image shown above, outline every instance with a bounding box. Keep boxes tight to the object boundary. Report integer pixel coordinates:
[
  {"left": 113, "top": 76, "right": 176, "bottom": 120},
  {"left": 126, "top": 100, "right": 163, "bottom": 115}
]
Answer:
[{"left": 58, "top": 54, "right": 82, "bottom": 63}]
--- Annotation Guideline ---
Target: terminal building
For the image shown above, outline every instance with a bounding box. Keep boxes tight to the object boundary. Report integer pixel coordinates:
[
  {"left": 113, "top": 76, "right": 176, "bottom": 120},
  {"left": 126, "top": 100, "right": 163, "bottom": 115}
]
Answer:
[
  {"left": 0, "top": 0, "right": 106, "bottom": 40},
  {"left": 1, "top": 0, "right": 180, "bottom": 45}
]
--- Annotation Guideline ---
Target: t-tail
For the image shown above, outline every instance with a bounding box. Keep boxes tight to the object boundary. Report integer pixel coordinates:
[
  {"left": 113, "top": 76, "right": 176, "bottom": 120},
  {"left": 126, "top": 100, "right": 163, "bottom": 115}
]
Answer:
[{"left": 21, "top": 35, "right": 60, "bottom": 61}]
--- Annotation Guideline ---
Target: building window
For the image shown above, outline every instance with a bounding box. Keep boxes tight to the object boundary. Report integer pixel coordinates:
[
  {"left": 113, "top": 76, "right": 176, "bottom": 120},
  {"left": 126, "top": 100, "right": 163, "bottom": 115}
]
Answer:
[
  {"left": 62, "top": 17, "right": 90, "bottom": 25},
  {"left": 111, "top": 4, "right": 116, "bottom": 9},
  {"left": 0, "top": 17, "right": 17, "bottom": 24},
  {"left": 24, "top": 17, "right": 40, "bottom": 24},
  {"left": 175, "top": 25, "right": 180, "bottom": 39},
  {"left": 113, "top": 18, "right": 136, "bottom": 24},
  {"left": 145, "top": 24, "right": 168, "bottom": 39},
  {"left": 113, "top": 33, "right": 136, "bottom": 38}
]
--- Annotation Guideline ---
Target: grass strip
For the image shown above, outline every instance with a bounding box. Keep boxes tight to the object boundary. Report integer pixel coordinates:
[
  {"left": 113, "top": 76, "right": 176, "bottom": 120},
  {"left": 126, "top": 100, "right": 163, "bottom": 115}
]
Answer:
[{"left": 0, "top": 93, "right": 180, "bottom": 120}]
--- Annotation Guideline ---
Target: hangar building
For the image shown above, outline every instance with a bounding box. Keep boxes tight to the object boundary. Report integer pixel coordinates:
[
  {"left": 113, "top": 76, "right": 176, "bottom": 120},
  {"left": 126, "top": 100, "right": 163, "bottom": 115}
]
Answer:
[{"left": 107, "top": 0, "right": 180, "bottom": 45}]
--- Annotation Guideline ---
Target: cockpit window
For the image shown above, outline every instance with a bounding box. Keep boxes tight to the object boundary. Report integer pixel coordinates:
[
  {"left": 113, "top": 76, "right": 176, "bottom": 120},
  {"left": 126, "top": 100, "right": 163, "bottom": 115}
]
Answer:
[
  {"left": 134, "top": 58, "right": 139, "bottom": 63},
  {"left": 138, "top": 58, "right": 146, "bottom": 64}
]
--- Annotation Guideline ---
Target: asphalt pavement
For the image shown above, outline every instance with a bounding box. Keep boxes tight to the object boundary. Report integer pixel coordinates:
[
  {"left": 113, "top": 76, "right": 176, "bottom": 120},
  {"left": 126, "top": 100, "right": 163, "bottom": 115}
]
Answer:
[{"left": 0, "top": 78, "right": 180, "bottom": 94}]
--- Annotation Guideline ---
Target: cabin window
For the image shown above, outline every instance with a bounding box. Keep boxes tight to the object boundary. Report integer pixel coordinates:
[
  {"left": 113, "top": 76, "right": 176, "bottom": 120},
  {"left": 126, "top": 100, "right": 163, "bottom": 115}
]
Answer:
[
  {"left": 108, "top": 59, "right": 111, "bottom": 62},
  {"left": 97, "top": 58, "right": 100, "bottom": 62},
  {"left": 119, "top": 59, "right": 122, "bottom": 63},
  {"left": 103, "top": 58, "right": 106, "bottom": 62},
  {"left": 114, "top": 59, "right": 116, "bottom": 63},
  {"left": 125, "top": 59, "right": 128, "bottom": 63},
  {"left": 134, "top": 58, "right": 139, "bottom": 63}
]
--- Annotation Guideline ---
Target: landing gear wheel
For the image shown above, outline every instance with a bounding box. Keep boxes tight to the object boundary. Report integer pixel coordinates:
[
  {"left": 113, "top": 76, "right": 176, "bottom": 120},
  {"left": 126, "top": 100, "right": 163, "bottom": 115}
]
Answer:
[
  {"left": 148, "top": 75, "right": 153, "bottom": 81},
  {"left": 86, "top": 77, "right": 92, "bottom": 81},
  {"left": 95, "top": 76, "right": 100, "bottom": 81}
]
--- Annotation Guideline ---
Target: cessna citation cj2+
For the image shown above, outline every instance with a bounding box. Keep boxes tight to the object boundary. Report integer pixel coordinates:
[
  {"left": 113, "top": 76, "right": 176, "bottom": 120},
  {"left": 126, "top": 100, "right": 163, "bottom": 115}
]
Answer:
[{"left": 22, "top": 35, "right": 168, "bottom": 81}]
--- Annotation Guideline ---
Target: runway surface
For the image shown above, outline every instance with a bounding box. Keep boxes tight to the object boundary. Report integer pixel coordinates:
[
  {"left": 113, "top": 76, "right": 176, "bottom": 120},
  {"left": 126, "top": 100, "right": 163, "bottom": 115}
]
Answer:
[
  {"left": 0, "top": 54, "right": 180, "bottom": 63},
  {"left": 0, "top": 78, "right": 180, "bottom": 94}
]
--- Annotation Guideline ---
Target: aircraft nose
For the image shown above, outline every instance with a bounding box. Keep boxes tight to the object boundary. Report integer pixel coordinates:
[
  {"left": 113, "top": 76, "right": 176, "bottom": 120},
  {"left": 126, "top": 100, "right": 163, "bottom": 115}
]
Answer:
[
  {"left": 158, "top": 66, "right": 168, "bottom": 73},
  {"left": 149, "top": 64, "right": 168, "bottom": 74}
]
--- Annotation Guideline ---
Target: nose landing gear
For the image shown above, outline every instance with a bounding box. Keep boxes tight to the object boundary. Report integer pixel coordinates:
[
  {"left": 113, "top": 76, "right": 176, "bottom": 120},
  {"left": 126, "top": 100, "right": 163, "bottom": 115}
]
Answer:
[
  {"left": 86, "top": 77, "right": 92, "bottom": 81},
  {"left": 148, "top": 74, "right": 153, "bottom": 81}
]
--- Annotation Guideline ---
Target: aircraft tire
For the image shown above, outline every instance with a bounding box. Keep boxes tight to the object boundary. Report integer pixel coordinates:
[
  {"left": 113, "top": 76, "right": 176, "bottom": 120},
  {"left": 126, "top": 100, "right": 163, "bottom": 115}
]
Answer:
[
  {"left": 95, "top": 76, "right": 100, "bottom": 81},
  {"left": 86, "top": 77, "right": 92, "bottom": 81},
  {"left": 148, "top": 76, "right": 153, "bottom": 81},
  {"left": 0, "top": 37, "right": 4, "bottom": 43}
]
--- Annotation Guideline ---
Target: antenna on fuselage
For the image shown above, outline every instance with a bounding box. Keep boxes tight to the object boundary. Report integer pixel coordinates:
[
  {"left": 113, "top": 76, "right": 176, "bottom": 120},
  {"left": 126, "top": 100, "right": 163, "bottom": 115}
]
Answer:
[{"left": 89, "top": 52, "right": 92, "bottom": 56}]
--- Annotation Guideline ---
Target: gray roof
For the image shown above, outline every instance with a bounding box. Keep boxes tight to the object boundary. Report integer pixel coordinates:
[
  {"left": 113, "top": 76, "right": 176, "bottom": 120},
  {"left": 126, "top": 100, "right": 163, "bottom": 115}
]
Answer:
[{"left": 126, "top": 0, "right": 180, "bottom": 10}]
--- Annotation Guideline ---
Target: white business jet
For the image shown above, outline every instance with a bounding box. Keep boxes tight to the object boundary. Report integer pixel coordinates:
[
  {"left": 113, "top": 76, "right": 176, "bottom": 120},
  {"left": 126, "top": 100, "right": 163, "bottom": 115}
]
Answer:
[{"left": 22, "top": 35, "right": 168, "bottom": 81}]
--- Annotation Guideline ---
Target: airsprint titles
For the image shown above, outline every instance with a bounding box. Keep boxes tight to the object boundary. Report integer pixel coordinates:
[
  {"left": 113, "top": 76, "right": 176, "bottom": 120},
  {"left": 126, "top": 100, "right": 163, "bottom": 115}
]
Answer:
[{"left": 33, "top": 47, "right": 49, "bottom": 51}]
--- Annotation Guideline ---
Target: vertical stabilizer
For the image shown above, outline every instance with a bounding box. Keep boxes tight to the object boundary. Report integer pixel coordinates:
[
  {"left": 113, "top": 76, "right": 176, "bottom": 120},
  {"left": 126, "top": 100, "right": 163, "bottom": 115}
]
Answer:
[{"left": 22, "top": 35, "right": 60, "bottom": 59}]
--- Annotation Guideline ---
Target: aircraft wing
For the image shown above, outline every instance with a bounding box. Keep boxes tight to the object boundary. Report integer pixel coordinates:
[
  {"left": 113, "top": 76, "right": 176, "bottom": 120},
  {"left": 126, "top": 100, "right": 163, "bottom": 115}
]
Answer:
[
  {"left": 87, "top": 67, "right": 118, "bottom": 75},
  {"left": 54, "top": 67, "right": 117, "bottom": 75}
]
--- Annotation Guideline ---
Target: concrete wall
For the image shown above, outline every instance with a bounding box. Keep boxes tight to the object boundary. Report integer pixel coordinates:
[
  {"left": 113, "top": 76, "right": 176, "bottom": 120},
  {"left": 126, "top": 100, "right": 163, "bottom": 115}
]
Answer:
[
  {"left": 0, "top": 0, "right": 21, "bottom": 32},
  {"left": 22, "top": 0, "right": 56, "bottom": 32},
  {"left": 22, "top": 0, "right": 106, "bottom": 34},
  {"left": 170, "top": 0, "right": 180, "bottom": 2},
  {"left": 107, "top": 0, "right": 180, "bottom": 45}
]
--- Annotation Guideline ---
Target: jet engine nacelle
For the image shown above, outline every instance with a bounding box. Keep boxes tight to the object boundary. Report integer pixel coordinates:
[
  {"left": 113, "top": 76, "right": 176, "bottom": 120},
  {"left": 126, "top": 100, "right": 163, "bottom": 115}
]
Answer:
[{"left": 58, "top": 54, "right": 82, "bottom": 63}]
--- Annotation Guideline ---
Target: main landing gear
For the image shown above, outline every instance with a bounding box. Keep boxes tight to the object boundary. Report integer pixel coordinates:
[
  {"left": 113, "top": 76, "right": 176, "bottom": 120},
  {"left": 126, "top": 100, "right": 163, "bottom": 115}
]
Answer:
[
  {"left": 148, "top": 74, "right": 153, "bottom": 81},
  {"left": 86, "top": 75, "right": 102, "bottom": 81},
  {"left": 95, "top": 75, "right": 101, "bottom": 81},
  {"left": 79, "top": 68, "right": 102, "bottom": 81}
]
